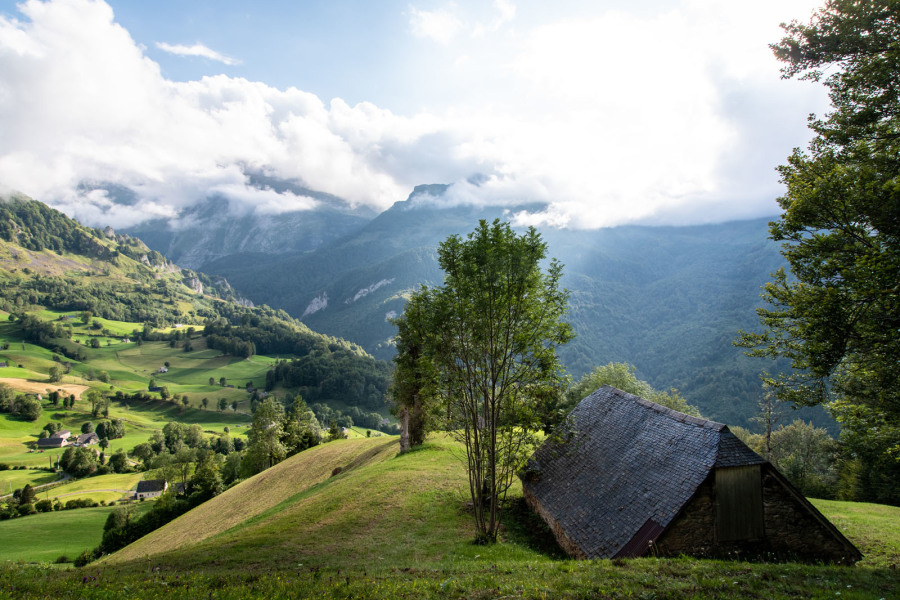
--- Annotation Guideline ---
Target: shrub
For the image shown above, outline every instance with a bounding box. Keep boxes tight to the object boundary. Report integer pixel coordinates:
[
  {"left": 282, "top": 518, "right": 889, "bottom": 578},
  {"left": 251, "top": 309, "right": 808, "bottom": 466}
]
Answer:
[
  {"left": 35, "top": 499, "right": 53, "bottom": 513},
  {"left": 73, "top": 548, "right": 98, "bottom": 567}
]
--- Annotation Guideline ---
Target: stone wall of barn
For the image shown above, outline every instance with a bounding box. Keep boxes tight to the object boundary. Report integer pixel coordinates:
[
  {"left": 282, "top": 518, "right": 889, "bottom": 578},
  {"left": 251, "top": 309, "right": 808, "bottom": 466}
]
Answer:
[
  {"left": 653, "top": 476, "right": 717, "bottom": 557},
  {"left": 522, "top": 485, "right": 587, "bottom": 559},
  {"left": 653, "top": 467, "right": 860, "bottom": 564},
  {"left": 758, "top": 469, "right": 860, "bottom": 564}
]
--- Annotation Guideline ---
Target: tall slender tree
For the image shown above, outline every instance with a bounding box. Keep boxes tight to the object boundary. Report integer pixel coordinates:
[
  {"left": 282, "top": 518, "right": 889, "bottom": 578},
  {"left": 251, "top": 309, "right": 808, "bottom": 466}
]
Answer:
[
  {"left": 390, "top": 291, "right": 435, "bottom": 452},
  {"left": 398, "top": 219, "right": 573, "bottom": 543}
]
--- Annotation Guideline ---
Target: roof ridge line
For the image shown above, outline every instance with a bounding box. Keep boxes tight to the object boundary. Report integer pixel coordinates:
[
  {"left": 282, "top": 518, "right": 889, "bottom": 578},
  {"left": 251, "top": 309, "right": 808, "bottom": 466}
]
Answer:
[{"left": 601, "top": 385, "right": 725, "bottom": 430}]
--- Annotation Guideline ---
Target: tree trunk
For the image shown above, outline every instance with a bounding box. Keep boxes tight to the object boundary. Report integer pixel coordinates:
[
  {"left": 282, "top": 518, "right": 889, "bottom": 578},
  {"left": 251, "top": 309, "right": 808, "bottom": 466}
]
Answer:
[{"left": 399, "top": 407, "right": 410, "bottom": 453}]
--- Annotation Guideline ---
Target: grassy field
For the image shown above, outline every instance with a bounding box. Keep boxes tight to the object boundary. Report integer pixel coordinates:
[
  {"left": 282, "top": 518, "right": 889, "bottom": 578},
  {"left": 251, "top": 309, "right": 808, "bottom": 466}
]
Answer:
[
  {"left": 0, "top": 502, "right": 154, "bottom": 564},
  {"left": 0, "top": 318, "right": 261, "bottom": 485},
  {"left": 0, "top": 435, "right": 896, "bottom": 598},
  {"left": 40, "top": 472, "right": 146, "bottom": 505},
  {"left": 0, "top": 400, "right": 247, "bottom": 474},
  {"left": 0, "top": 468, "right": 58, "bottom": 495},
  {"left": 810, "top": 498, "right": 900, "bottom": 570},
  {"left": 0, "top": 386, "right": 249, "bottom": 492}
]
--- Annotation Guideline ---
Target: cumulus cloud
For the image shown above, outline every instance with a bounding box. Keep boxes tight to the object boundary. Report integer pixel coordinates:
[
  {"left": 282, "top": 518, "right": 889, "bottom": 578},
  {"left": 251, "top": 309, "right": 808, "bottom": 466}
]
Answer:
[
  {"left": 0, "top": 0, "right": 435, "bottom": 227},
  {"left": 402, "top": 0, "right": 829, "bottom": 228},
  {"left": 155, "top": 41, "right": 240, "bottom": 66},
  {"left": 0, "top": 0, "right": 829, "bottom": 231}
]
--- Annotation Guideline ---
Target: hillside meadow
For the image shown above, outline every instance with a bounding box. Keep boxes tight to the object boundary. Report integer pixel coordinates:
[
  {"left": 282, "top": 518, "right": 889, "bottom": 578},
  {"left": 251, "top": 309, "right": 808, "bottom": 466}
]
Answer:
[
  {"left": 0, "top": 502, "right": 154, "bottom": 564},
  {"left": 0, "top": 436, "right": 896, "bottom": 599},
  {"left": 0, "top": 313, "right": 260, "bottom": 473}
]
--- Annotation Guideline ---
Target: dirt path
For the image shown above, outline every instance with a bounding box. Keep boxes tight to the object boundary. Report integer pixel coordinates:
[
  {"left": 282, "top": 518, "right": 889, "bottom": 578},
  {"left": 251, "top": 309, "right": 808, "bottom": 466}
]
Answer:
[{"left": 0, "top": 378, "right": 88, "bottom": 400}]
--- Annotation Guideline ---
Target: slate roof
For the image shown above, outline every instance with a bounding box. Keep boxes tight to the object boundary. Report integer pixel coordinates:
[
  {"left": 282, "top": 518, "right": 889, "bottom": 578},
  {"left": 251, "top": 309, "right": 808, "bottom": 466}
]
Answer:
[
  {"left": 522, "top": 385, "right": 764, "bottom": 559},
  {"left": 77, "top": 432, "right": 99, "bottom": 445},
  {"left": 136, "top": 479, "right": 167, "bottom": 494},
  {"left": 37, "top": 436, "right": 67, "bottom": 448}
]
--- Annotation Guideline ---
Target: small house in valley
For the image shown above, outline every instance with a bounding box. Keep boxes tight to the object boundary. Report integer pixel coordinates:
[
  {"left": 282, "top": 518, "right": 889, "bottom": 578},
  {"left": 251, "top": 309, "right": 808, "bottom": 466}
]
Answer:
[
  {"left": 520, "top": 386, "right": 861, "bottom": 564},
  {"left": 37, "top": 429, "right": 72, "bottom": 449},
  {"left": 37, "top": 436, "right": 68, "bottom": 449},
  {"left": 76, "top": 432, "right": 99, "bottom": 446},
  {"left": 135, "top": 479, "right": 168, "bottom": 500}
]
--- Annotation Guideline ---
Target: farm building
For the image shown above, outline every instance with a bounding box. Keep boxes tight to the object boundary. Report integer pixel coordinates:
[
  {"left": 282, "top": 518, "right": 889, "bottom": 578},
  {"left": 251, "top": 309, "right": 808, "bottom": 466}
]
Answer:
[
  {"left": 76, "top": 432, "right": 99, "bottom": 445},
  {"left": 135, "top": 479, "right": 168, "bottom": 500},
  {"left": 521, "top": 386, "right": 861, "bottom": 564},
  {"left": 37, "top": 429, "right": 72, "bottom": 449},
  {"left": 37, "top": 436, "right": 68, "bottom": 449}
]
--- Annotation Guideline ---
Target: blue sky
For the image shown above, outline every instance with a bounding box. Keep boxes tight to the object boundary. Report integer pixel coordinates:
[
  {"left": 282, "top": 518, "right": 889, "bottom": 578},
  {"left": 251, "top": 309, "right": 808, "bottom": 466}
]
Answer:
[
  {"left": 0, "top": 0, "right": 829, "bottom": 229},
  {"left": 111, "top": 1, "right": 413, "bottom": 108}
]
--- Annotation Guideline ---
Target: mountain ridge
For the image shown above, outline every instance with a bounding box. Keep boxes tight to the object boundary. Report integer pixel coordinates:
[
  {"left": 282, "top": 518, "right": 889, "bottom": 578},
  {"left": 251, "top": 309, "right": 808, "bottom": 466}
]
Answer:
[{"left": 195, "top": 188, "right": 796, "bottom": 427}]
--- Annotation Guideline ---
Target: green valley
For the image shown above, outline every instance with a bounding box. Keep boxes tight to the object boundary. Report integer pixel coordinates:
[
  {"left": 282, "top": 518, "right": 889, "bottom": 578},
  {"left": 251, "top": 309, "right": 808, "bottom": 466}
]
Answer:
[{"left": 0, "top": 195, "right": 397, "bottom": 527}]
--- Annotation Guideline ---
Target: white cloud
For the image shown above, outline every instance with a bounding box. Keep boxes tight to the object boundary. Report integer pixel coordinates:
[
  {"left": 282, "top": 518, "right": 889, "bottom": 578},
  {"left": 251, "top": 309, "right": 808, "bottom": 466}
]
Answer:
[
  {"left": 0, "top": 0, "right": 430, "bottom": 226},
  {"left": 0, "top": 0, "right": 829, "bottom": 231},
  {"left": 411, "top": 1, "right": 516, "bottom": 41},
  {"left": 471, "top": 0, "right": 515, "bottom": 37},
  {"left": 405, "top": 0, "right": 829, "bottom": 228},
  {"left": 155, "top": 41, "right": 240, "bottom": 66}
]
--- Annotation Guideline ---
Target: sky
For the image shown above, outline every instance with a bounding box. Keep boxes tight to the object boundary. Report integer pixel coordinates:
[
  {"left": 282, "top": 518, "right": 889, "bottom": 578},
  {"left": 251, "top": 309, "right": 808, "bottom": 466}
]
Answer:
[{"left": 0, "top": 0, "right": 830, "bottom": 229}]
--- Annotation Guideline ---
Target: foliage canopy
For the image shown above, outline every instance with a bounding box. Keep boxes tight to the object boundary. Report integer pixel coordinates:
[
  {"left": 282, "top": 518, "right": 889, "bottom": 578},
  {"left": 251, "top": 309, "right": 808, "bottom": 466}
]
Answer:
[
  {"left": 397, "top": 219, "right": 573, "bottom": 543},
  {"left": 564, "top": 362, "right": 701, "bottom": 418},
  {"left": 738, "top": 0, "right": 900, "bottom": 503}
]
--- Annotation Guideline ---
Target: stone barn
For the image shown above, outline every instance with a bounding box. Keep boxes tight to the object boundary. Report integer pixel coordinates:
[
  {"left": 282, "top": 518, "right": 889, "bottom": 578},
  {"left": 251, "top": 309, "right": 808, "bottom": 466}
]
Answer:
[{"left": 520, "top": 386, "right": 861, "bottom": 563}]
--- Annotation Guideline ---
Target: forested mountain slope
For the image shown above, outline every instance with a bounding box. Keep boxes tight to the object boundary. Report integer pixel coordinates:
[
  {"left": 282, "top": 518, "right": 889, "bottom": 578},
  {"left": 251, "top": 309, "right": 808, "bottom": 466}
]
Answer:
[
  {"left": 201, "top": 186, "right": 801, "bottom": 426},
  {"left": 0, "top": 193, "right": 393, "bottom": 416}
]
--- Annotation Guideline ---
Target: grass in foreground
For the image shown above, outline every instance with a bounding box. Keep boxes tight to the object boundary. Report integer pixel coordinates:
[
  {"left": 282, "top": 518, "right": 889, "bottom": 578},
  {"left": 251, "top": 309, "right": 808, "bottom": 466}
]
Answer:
[
  {"left": 0, "top": 437, "right": 897, "bottom": 599},
  {"left": 810, "top": 497, "right": 900, "bottom": 570}
]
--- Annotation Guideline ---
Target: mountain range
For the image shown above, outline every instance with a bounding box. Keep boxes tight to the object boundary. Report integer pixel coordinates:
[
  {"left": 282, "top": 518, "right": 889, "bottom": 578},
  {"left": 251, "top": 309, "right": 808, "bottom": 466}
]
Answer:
[{"left": 114, "top": 181, "right": 823, "bottom": 428}]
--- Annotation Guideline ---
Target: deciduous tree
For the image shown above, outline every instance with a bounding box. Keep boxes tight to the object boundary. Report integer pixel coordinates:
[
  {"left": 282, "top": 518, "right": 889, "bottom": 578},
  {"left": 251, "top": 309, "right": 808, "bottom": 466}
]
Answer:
[
  {"left": 737, "top": 0, "right": 900, "bottom": 504},
  {"left": 400, "top": 219, "right": 573, "bottom": 543},
  {"left": 390, "top": 291, "right": 435, "bottom": 451},
  {"left": 564, "top": 362, "right": 701, "bottom": 417},
  {"left": 242, "top": 398, "right": 287, "bottom": 476}
]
